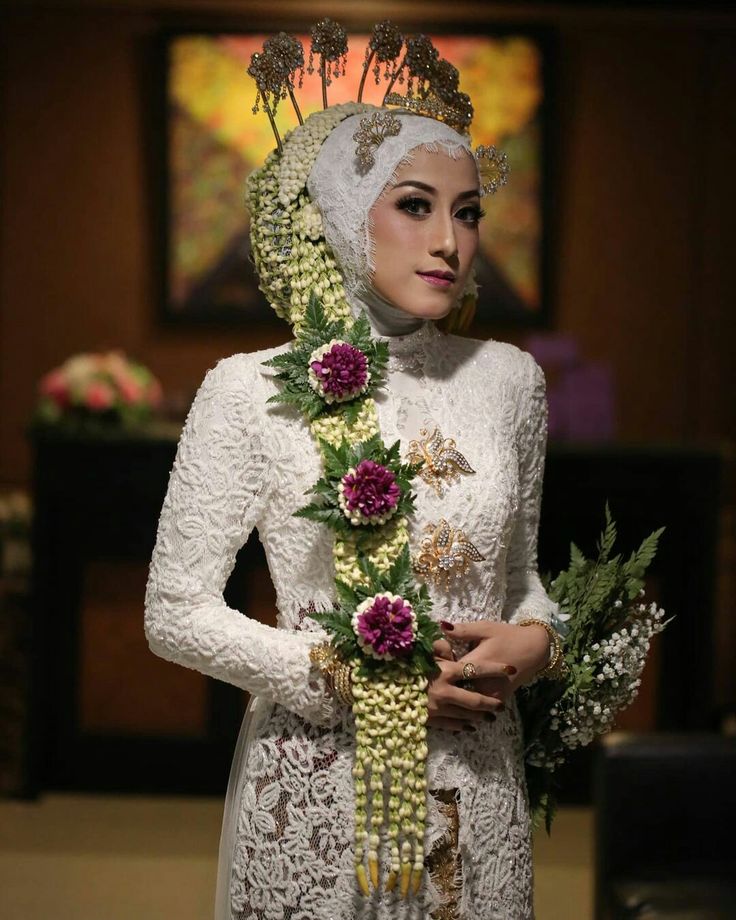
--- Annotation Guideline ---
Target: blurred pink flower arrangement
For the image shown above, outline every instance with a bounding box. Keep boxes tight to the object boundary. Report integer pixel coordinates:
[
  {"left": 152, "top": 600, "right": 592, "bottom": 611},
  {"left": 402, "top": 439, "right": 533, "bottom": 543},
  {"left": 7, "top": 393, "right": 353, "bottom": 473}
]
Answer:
[{"left": 33, "top": 350, "right": 163, "bottom": 433}]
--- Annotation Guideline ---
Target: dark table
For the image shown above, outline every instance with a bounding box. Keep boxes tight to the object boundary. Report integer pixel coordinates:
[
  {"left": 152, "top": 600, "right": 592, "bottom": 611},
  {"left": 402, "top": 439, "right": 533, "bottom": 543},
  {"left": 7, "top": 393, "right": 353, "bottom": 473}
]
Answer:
[{"left": 24, "top": 426, "right": 724, "bottom": 797}]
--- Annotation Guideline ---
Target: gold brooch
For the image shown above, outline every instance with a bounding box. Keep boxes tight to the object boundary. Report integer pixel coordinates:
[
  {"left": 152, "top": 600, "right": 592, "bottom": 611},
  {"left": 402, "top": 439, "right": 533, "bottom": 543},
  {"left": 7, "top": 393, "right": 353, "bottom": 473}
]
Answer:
[
  {"left": 406, "top": 427, "right": 475, "bottom": 498},
  {"left": 352, "top": 110, "right": 402, "bottom": 173},
  {"left": 475, "top": 145, "right": 510, "bottom": 197},
  {"left": 412, "top": 518, "right": 485, "bottom": 587}
]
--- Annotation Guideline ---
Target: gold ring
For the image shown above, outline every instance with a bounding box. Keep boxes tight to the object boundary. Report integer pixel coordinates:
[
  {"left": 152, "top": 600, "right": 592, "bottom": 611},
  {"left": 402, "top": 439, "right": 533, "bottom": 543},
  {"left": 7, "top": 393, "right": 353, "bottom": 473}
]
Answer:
[{"left": 462, "top": 662, "right": 477, "bottom": 680}]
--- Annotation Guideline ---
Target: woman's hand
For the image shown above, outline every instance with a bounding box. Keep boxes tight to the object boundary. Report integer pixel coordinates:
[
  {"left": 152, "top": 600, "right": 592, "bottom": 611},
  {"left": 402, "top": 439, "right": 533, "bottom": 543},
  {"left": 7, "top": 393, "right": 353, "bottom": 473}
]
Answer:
[
  {"left": 435, "top": 620, "right": 550, "bottom": 700},
  {"left": 426, "top": 641, "right": 512, "bottom": 732}
]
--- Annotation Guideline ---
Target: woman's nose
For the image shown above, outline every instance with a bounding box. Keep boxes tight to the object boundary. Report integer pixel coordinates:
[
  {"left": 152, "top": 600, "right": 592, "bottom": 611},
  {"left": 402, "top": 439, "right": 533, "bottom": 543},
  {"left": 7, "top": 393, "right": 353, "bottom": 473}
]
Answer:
[{"left": 429, "top": 212, "right": 458, "bottom": 260}]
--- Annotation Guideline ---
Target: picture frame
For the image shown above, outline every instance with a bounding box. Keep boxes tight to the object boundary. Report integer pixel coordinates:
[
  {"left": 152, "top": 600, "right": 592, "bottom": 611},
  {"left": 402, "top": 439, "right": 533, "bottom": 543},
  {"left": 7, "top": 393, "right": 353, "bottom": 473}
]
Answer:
[{"left": 156, "top": 24, "right": 555, "bottom": 329}]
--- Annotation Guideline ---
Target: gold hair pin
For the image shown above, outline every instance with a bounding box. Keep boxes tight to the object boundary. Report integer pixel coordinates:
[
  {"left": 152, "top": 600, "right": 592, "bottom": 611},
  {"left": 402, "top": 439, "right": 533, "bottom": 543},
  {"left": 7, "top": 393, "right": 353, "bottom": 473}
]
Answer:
[
  {"left": 353, "top": 111, "right": 402, "bottom": 173},
  {"left": 307, "top": 18, "right": 349, "bottom": 109}
]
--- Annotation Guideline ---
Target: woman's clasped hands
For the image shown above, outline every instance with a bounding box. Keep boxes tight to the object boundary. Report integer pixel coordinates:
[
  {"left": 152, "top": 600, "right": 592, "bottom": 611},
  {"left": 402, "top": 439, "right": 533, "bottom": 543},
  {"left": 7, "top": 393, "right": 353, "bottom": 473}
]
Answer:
[{"left": 426, "top": 619, "right": 551, "bottom": 733}]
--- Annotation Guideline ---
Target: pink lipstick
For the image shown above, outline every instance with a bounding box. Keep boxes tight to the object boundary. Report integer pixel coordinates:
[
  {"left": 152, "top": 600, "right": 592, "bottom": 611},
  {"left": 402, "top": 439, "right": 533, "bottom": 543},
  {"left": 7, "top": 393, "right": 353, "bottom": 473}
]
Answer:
[{"left": 417, "top": 270, "right": 455, "bottom": 288}]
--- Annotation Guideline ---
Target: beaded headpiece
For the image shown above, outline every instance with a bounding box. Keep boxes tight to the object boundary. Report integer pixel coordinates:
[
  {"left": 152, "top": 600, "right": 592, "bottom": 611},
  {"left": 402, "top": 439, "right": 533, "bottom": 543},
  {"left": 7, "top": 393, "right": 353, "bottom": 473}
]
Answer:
[{"left": 248, "top": 20, "right": 509, "bottom": 197}]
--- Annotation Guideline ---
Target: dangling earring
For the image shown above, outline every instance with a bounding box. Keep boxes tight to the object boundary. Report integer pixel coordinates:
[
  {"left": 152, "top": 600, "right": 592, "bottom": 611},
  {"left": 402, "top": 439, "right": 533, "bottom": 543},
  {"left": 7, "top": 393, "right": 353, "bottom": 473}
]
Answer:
[
  {"left": 437, "top": 265, "right": 477, "bottom": 335},
  {"left": 438, "top": 293, "right": 476, "bottom": 334}
]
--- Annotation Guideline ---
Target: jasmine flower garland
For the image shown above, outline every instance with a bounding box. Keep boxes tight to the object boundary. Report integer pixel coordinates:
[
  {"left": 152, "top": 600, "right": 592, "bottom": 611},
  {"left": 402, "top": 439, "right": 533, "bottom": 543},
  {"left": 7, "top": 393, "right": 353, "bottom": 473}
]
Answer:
[
  {"left": 264, "top": 289, "right": 441, "bottom": 899},
  {"left": 246, "top": 102, "right": 373, "bottom": 333},
  {"left": 310, "top": 545, "right": 441, "bottom": 896}
]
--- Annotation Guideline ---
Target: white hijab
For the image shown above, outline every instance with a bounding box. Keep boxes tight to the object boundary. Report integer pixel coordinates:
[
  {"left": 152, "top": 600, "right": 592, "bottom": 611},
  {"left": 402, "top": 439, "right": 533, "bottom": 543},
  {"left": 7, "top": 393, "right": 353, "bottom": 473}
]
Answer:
[{"left": 307, "top": 111, "right": 475, "bottom": 337}]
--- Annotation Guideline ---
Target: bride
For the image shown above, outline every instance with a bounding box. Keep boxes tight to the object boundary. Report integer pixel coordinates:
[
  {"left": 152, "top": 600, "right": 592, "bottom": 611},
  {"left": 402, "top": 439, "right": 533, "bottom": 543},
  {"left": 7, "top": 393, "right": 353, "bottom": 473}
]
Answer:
[{"left": 145, "top": 25, "right": 562, "bottom": 920}]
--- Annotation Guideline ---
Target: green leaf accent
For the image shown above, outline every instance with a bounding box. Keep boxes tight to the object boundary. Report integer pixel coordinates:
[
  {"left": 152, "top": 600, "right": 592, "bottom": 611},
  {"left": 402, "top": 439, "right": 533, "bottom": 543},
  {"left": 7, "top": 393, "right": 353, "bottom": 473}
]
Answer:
[
  {"left": 341, "top": 399, "right": 364, "bottom": 426},
  {"left": 318, "top": 437, "right": 349, "bottom": 479},
  {"left": 305, "top": 291, "right": 325, "bottom": 333},
  {"left": 334, "top": 578, "right": 358, "bottom": 608},
  {"left": 350, "top": 310, "right": 371, "bottom": 343},
  {"left": 357, "top": 555, "right": 385, "bottom": 592},
  {"left": 293, "top": 504, "right": 346, "bottom": 530},
  {"left": 569, "top": 542, "right": 586, "bottom": 569},
  {"left": 596, "top": 501, "right": 618, "bottom": 561},
  {"left": 310, "top": 608, "right": 360, "bottom": 657}
]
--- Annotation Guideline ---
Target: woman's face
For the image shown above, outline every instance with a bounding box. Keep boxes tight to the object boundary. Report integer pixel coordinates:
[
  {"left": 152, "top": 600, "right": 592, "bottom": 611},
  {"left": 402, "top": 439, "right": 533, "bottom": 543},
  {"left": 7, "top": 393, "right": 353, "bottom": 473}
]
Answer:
[{"left": 368, "top": 146, "right": 482, "bottom": 320}]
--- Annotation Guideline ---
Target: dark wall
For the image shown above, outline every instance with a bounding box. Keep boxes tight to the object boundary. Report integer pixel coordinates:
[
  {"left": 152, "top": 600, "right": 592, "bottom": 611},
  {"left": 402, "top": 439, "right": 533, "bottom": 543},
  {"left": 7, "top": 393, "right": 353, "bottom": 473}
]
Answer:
[{"left": 1, "top": 2, "right": 734, "bottom": 483}]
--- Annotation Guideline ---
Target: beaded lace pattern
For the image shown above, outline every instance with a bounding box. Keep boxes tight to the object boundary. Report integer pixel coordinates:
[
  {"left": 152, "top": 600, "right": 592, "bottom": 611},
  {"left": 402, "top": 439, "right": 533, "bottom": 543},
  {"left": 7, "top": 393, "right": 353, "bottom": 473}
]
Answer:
[{"left": 144, "top": 319, "right": 558, "bottom": 919}]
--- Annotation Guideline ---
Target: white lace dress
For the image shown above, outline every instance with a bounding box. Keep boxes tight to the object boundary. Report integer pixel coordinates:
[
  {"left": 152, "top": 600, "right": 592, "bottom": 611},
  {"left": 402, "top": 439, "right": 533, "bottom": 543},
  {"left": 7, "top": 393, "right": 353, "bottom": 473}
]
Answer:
[{"left": 144, "top": 320, "right": 559, "bottom": 920}]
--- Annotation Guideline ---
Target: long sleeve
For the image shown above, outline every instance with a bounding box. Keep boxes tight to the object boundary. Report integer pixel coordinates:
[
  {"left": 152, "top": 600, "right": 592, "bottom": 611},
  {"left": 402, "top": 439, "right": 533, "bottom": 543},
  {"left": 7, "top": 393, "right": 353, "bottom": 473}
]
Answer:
[
  {"left": 501, "top": 352, "right": 560, "bottom": 626},
  {"left": 144, "top": 356, "right": 342, "bottom": 728}
]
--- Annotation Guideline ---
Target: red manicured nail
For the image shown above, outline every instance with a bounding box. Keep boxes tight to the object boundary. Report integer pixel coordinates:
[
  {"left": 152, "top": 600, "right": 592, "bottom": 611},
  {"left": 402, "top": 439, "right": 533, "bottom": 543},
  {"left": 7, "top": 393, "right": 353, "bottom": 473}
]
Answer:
[
  {"left": 503, "top": 665, "right": 517, "bottom": 675},
  {"left": 440, "top": 621, "right": 454, "bottom": 631}
]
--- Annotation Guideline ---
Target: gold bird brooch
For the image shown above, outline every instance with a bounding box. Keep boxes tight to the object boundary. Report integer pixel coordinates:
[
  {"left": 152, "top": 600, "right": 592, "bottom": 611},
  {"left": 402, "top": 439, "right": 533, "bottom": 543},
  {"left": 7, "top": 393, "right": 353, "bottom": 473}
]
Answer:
[{"left": 406, "top": 426, "right": 475, "bottom": 498}]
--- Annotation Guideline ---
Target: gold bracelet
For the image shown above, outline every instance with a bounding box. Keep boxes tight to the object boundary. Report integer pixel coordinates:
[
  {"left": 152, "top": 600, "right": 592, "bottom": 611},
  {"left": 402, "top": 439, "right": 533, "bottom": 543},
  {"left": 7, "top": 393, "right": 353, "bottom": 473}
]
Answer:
[
  {"left": 309, "top": 641, "right": 354, "bottom": 705},
  {"left": 517, "top": 618, "right": 567, "bottom": 681},
  {"left": 334, "top": 660, "right": 354, "bottom": 706}
]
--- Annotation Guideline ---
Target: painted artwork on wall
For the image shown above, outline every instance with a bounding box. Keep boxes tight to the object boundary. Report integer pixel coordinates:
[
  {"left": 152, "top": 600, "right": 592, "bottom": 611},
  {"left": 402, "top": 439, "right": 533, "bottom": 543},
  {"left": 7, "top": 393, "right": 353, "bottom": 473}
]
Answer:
[{"left": 161, "top": 29, "right": 552, "bottom": 327}]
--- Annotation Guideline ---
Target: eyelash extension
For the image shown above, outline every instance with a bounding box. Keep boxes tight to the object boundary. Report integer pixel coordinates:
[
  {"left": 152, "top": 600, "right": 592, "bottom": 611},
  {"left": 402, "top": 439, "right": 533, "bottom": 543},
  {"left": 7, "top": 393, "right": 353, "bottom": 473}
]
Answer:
[
  {"left": 469, "top": 207, "right": 487, "bottom": 222},
  {"left": 396, "top": 195, "right": 486, "bottom": 223},
  {"left": 396, "top": 195, "right": 430, "bottom": 214}
]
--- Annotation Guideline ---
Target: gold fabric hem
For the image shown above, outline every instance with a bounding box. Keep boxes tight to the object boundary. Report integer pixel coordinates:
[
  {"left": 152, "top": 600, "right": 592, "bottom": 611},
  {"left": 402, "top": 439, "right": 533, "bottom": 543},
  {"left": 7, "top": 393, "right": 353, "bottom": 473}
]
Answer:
[{"left": 426, "top": 788, "right": 462, "bottom": 920}]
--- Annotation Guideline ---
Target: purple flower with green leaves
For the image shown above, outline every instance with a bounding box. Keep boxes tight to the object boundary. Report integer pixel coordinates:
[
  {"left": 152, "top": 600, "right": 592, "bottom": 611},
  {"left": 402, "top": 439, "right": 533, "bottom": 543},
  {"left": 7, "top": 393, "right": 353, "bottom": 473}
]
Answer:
[
  {"left": 351, "top": 593, "right": 417, "bottom": 660},
  {"left": 338, "top": 459, "right": 400, "bottom": 525},
  {"left": 308, "top": 339, "right": 370, "bottom": 404}
]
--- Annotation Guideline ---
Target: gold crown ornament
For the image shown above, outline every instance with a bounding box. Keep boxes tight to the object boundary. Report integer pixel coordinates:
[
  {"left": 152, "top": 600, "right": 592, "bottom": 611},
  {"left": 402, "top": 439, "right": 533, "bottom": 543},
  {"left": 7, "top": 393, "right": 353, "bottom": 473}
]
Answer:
[{"left": 246, "top": 19, "right": 510, "bottom": 195}]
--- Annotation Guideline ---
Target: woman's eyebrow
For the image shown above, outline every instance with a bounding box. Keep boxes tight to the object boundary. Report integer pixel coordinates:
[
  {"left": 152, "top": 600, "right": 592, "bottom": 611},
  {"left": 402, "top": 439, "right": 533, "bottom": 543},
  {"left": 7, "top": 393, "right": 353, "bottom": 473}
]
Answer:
[{"left": 392, "top": 180, "right": 480, "bottom": 199}]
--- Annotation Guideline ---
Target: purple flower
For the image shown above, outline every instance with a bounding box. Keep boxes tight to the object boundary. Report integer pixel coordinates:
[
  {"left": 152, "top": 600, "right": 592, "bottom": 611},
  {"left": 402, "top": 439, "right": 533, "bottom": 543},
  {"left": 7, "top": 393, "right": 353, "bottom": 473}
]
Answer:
[
  {"left": 338, "top": 459, "right": 400, "bottom": 525},
  {"left": 308, "top": 340, "right": 370, "bottom": 403},
  {"left": 352, "top": 593, "right": 417, "bottom": 659}
]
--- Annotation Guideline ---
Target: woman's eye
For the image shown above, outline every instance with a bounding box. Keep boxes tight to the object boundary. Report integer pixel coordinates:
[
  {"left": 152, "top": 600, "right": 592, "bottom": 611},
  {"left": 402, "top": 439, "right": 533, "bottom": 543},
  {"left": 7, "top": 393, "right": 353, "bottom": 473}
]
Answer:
[
  {"left": 397, "top": 196, "right": 431, "bottom": 216},
  {"left": 456, "top": 205, "right": 485, "bottom": 224}
]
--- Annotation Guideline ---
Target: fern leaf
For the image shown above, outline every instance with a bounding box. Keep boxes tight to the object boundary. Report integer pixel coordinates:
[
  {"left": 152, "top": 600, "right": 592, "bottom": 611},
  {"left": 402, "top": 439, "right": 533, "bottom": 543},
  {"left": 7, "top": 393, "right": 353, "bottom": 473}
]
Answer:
[
  {"left": 342, "top": 399, "right": 363, "bottom": 426},
  {"left": 357, "top": 554, "right": 384, "bottom": 591},
  {"left": 570, "top": 542, "right": 586, "bottom": 568},
  {"left": 305, "top": 292, "right": 324, "bottom": 332},
  {"left": 597, "top": 502, "right": 618, "bottom": 561},
  {"left": 630, "top": 526, "right": 666, "bottom": 573}
]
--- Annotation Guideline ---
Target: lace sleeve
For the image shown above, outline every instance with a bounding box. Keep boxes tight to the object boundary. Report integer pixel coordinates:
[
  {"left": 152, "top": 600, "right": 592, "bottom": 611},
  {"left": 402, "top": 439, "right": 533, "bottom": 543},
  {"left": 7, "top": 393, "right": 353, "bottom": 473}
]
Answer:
[
  {"left": 501, "top": 352, "right": 560, "bottom": 626},
  {"left": 143, "top": 356, "right": 343, "bottom": 728}
]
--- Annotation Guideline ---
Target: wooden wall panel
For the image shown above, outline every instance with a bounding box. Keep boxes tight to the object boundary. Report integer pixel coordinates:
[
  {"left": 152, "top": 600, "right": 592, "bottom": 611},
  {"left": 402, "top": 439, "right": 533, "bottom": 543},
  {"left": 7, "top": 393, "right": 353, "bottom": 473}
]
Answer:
[{"left": 1, "top": 4, "right": 733, "bottom": 489}]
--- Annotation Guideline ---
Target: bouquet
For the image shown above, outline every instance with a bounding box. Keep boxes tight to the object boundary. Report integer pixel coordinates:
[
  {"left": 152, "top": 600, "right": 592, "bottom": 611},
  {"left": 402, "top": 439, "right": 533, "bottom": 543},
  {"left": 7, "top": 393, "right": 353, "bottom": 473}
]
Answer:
[
  {"left": 32, "top": 350, "right": 163, "bottom": 433},
  {"left": 518, "top": 504, "right": 673, "bottom": 832}
]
